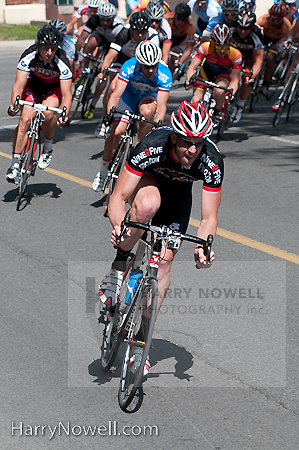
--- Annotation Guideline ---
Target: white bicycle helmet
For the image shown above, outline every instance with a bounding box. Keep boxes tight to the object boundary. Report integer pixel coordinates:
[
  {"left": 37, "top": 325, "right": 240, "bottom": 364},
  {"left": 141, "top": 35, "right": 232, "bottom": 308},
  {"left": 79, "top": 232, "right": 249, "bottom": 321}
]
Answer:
[
  {"left": 87, "top": 0, "right": 103, "bottom": 8},
  {"left": 135, "top": 40, "right": 162, "bottom": 66},
  {"left": 171, "top": 101, "right": 213, "bottom": 138},
  {"left": 49, "top": 20, "right": 67, "bottom": 34},
  {"left": 146, "top": 3, "right": 165, "bottom": 21},
  {"left": 98, "top": 2, "right": 117, "bottom": 18}
]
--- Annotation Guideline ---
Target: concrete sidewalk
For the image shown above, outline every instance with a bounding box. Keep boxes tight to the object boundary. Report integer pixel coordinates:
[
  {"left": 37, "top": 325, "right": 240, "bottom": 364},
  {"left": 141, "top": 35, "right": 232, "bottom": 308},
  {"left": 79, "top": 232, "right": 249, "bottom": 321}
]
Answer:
[{"left": 0, "top": 40, "right": 34, "bottom": 52}]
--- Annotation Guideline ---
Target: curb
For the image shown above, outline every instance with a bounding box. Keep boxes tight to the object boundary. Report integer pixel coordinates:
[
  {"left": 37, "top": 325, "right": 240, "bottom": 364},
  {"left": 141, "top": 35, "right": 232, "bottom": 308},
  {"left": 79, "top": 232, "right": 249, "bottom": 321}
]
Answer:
[{"left": 0, "top": 40, "right": 35, "bottom": 52}]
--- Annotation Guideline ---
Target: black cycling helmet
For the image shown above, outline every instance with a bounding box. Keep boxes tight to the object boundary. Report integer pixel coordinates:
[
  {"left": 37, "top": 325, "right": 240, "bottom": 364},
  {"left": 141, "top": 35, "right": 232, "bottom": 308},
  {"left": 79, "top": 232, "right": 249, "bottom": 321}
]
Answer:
[
  {"left": 175, "top": 2, "right": 191, "bottom": 18},
  {"left": 237, "top": 9, "right": 256, "bottom": 27},
  {"left": 129, "top": 11, "right": 152, "bottom": 31},
  {"left": 37, "top": 23, "right": 62, "bottom": 46}
]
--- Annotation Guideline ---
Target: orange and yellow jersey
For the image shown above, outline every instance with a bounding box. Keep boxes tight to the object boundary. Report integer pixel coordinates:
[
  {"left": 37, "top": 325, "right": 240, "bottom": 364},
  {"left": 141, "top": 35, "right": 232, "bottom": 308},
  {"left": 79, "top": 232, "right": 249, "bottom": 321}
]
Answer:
[
  {"left": 135, "top": 0, "right": 171, "bottom": 13},
  {"left": 195, "top": 41, "right": 242, "bottom": 75},
  {"left": 164, "top": 11, "right": 195, "bottom": 47},
  {"left": 257, "top": 15, "right": 291, "bottom": 43}
]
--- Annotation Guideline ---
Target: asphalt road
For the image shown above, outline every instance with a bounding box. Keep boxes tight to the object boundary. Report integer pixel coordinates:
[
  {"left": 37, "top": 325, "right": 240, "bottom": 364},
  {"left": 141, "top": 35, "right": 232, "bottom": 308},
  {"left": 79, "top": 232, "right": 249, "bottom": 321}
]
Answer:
[{"left": 0, "top": 50, "right": 299, "bottom": 450}]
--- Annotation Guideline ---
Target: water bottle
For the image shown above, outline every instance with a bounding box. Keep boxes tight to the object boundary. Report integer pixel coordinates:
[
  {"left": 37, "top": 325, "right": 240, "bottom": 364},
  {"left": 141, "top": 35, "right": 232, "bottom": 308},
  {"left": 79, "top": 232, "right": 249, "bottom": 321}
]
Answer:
[{"left": 125, "top": 270, "right": 142, "bottom": 305}]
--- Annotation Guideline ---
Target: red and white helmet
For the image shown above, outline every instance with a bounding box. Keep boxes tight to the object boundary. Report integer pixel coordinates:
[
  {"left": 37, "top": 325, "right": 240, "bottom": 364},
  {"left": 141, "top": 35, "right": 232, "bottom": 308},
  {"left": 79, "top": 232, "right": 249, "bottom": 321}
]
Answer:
[
  {"left": 269, "top": 3, "right": 286, "bottom": 20},
  {"left": 170, "top": 101, "right": 213, "bottom": 138},
  {"left": 211, "top": 23, "right": 232, "bottom": 46}
]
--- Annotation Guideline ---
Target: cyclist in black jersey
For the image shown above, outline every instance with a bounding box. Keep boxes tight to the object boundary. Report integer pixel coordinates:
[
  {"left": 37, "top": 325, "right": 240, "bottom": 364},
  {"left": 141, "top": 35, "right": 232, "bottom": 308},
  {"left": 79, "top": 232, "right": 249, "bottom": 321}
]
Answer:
[
  {"left": 6, "top": 24, "right": 72, "bottom": 183},
  {"left": 98, "top": 101, "right": 223, "bottom": 363},
  {"left": 230, "top": 9, "right": 264, "bottom": 123}
]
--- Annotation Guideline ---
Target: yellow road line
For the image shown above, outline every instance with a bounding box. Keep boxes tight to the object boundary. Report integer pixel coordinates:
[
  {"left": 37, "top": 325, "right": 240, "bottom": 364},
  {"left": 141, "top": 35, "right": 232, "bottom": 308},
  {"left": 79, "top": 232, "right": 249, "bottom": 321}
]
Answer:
[
  {"left": 189, "top": 218, "right": 299, "bottom": 265},
  {"left": 1, "top": 150, "right": 298, "bottom": 264},
  {"left": 0, "top": 151, "right": 92, "bottom": 188}
]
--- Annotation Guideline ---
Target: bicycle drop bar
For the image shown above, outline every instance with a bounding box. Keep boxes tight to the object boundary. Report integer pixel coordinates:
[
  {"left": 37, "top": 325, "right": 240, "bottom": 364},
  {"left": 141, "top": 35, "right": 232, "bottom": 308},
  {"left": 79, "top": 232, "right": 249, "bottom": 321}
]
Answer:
[
  {"left": 108, "top": 107, "right": 162, "bottom": 127},
  {"left": 116, "top": 213, "right": 213, "bottom": 264},
  {"left": 14, "top": 96, "right": 65, "bottom": 115}
]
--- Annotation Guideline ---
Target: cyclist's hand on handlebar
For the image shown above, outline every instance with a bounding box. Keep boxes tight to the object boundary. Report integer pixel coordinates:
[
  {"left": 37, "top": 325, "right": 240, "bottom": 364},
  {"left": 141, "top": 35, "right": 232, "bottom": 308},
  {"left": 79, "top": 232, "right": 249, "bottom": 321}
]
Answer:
[
  {"left": 7, "top": 104, "right": 20, "bottom": 117},
  {"left": 284, "top": 39, "right": 292, "bottom": 49},
  {"left": 111, "top": 225, "right": 131, "bottom": 247},
  {"left": 194, "top": 246, "right": 214, "bottom": 269},
  {"left": 58, "top": 106, "right": 67, "bottom": 127},
  {"left": 184, "top": 79, "right": 191, "bottom": 90},
  {"left": 96, "top": 72, "right": 103, "bottom": 82}
]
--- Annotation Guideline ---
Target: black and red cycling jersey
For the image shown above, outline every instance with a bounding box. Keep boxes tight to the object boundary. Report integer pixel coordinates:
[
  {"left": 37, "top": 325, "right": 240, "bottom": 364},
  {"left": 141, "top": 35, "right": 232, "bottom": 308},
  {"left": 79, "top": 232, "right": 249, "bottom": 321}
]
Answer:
[
  {"left": 126, "top": 127, "right": 224, "bottom": 192},
  {"left": 17, "top": 44, "right": 72, "bottom": 95}
]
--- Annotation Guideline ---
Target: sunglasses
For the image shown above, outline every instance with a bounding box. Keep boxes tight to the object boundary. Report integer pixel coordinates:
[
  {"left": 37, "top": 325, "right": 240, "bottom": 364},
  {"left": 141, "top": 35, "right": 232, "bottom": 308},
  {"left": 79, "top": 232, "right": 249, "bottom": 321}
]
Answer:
[
  {"left": 179, "top": 137, "right": 205, "bottom": 148},
  {"left": 214, "top": 44, "right": 229, "bottom": 50},
  {"left": 223, "top": 13, "right": 237, "bottom": 17},
  {"left": 151, "top": 19, "right": 162, "bottom": 24},
  {"left": 41, "top": 44, "right": 58, "bottom": 52}
]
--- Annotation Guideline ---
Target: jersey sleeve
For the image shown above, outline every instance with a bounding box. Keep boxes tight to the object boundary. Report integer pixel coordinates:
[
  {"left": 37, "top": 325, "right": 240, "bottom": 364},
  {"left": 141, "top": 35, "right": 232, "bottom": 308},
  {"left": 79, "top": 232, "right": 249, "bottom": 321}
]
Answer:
[
  {"left": 118, "top": 57, "right": 135, "bottom": 84},
  {"left": 195, "top": 41, "right": 209, "bottom": 60},
  {"left": 229, "top": 47, "right": 242, "bottom": 70},
  {"left": 157, "top": 62, "right": 172, "bottom": 92},
  {"left": 201, "top": 140, "right": 224, "bottom": 192}
]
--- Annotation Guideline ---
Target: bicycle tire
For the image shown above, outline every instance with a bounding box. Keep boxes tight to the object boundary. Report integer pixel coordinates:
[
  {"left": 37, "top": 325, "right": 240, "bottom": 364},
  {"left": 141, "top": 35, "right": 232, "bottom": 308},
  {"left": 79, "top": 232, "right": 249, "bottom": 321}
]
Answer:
[
  {"left": 17, "top": 137, "right": 35, "bottom": 210},
  {"left": 101, "top": 261, "right": 134, "bottom": 371},
  {"left": 118, "top": 277, "right": 158, "bottom": 411},
  {"left": 287, "top": 76, "right": 299, "bottom": 121},
  {"left": 103, "top": 139, "right": 130, "bottom": 217},
  {"left": 81, "top": 86, "right": 93, "bottom": 119},
  {"left": 216, "top": 102, "right": 231, "bottom": 140}
]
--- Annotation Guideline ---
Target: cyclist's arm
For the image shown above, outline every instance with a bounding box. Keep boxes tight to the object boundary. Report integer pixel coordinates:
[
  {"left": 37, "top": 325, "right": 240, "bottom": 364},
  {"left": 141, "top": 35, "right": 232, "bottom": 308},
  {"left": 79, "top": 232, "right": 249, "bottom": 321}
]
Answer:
[
  {"left": 180, "top": 40, "right": 194, "bottom": 65},
  {"left": 288, "top": 16, "right": 299, "bottom": 40},
  {"left": 66, "top": 16, "right": 78, "bottom": 34},
  {"left": 59, "top": 78, "right": 73, "bottom": 121},
  {"left": 75, "top": 29, "right": 89, "bottom": 51},
  {"left": 107, "top": 77, "right": 127, "bottom": 113},
  {"left": 251, "top": 48, "right": 264, "bottom": 81},
  {"left": 153, "top": 90, "right": 169, "bottom": 123},
  {"left": 10, "top": 69, "right": 28, "bottom": 109},
  {"left": 229, "top": 68, "right": 240, "bottom": 96},
  {"left": 108, "top": 166, "right": 142, "bottom": 231},
  {"left": 162, "top": 41, "right": 171, "bottom": 64},
  {"left": 99, "top": 48, "right": 119, "bottom": 77},
  {"left": 195, "top": 189, "right": 221, "bottom": 267},
  {"left": 186, "top": 54, "right": 201, "bottom": 81}
]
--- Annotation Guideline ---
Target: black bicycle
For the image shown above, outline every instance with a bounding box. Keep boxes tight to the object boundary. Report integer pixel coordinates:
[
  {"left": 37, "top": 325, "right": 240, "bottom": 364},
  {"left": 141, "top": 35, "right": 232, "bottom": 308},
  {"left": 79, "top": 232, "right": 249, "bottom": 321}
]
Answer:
[
  {"left": 101, "top": 107, "right": 162, "bottom": 217},
  {"left": 9, "top": 96, "right": 66, "bottom": 210},
  {"left": 69, "top": 50, "right": 105, "bottom": 122},
  {"left": 99, "top": 212, "right": 213, "bottom": 410}
]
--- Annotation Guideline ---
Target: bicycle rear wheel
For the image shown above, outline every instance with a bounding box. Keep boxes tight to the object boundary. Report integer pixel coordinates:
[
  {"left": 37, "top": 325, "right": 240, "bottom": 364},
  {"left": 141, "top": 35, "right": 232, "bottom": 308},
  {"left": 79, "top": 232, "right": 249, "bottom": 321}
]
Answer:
[
  {"left": 100, "top": 259, "right": 134, "bottom": 371},
  {"left": 17, "top": 137, "right": 34, "bottom": 211},
  {"left": 118, "top": 277, "right": 158, "bottom": 411}
]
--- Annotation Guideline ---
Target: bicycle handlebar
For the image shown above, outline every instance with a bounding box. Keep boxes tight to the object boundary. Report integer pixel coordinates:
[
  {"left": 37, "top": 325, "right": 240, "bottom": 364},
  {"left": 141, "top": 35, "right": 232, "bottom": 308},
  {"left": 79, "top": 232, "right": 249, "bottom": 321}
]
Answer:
[
  {"left": 106, "top": 106, "right": 162, "bottom": 128},
  {"left": 99, "top": 66, "right": 119, "bottom": 83},
  {"left": 77, "top": 50, "right": 102, "bottom": 63},
  {"left": 117, "top": 213, "right": 213, "bottom": 266},
  {"left": 9, "top": 96, "right": 67, "bottom": 123}
]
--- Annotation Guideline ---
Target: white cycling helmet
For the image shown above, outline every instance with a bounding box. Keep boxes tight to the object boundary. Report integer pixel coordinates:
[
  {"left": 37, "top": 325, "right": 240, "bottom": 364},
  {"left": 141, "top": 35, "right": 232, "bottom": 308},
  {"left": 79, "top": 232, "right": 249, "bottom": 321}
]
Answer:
[
  {"left": 98, "top": 2, "right": 117, "bottom": 18},
  {"left": 221, "top": 0, "right": 239, "bottom": 11},
  {"left": 146, "top": 3, "right": 165, "bottom": 20},
  {"left": 135, "top": 40, "right": 162, "bottom": 66},
  {"left": 87, "top": 0, "right": 103, "bottom": 8}
]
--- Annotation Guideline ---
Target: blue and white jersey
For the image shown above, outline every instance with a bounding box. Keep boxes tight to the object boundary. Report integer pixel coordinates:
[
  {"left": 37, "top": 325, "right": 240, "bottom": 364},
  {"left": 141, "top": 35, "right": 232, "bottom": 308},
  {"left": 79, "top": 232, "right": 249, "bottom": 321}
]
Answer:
[
  {"left": 188, "top": 0, "right": 222, "bottom": 23},
  {"left": 205, "top": 14, "right": 226, "bottom": 33},
  {"left": 61, "top": 34, "right": 76, "bottom": 61},
  {"left": 118, "top": 57, "right": 172, "bottom": 99}
]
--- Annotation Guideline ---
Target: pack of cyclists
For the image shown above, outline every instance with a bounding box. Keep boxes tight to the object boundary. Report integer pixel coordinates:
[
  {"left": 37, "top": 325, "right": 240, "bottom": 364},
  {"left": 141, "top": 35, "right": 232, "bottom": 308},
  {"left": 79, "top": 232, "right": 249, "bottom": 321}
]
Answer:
[{"left": 5, "top": 0, "right": 299, "bottom": 375}]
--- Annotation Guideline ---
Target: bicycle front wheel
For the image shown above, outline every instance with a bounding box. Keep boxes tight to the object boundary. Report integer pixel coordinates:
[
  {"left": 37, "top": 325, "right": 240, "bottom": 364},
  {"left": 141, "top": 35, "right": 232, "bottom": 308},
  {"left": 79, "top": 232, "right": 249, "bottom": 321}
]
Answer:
[
  {"left": 216, "top": 102, "right": 232, "bottom": 140},
  {"left": 17, "top": 137, "right": 35, "bottom": 210},
  {"left": 103, "top": 139, "right": 130, "bottom": 217},
  {"left": 118, "top": 277, "right": 158, "bottom": 411}
]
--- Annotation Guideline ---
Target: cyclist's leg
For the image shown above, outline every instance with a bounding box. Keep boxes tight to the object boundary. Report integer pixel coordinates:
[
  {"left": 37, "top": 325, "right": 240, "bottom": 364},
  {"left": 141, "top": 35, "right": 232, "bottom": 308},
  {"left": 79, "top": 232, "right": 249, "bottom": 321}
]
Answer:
[
  {"left": 102, "top": 71, "right": 119, "bottom": 116},
  {"left": 191, "top": 67, "right": 208, "bottom": 103},
  {"left": 41, "top": 89, "right": 61, "bottom": 140},
  {"left": 214, "top": 75, "right": 229, "bottom": 109},
  {"left": 138, "top": 97, "right": 157, "bottom": 140},
  {"left": 81, "top": 32, "right": 101, "bottom": 68},
  {"left": 14, "top": 88, "right": 39, "bottom": 156}
]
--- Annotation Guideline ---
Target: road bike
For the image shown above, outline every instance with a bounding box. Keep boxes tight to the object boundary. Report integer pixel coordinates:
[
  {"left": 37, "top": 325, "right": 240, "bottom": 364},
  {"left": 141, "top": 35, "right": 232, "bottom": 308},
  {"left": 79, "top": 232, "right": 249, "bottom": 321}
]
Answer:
[
  {"left": 69, "top": 50, "right": 105, "bottom": 122},
  {"left": 10, "top": 96, "right": 66, "bottom": 211},
  {"left": 100, "top": 107, "right": 162, "bottom": 217},
  {"left": 273, "top": 58, "right": 299, "bottom": 127},
  {"left": 186, "top": 76, "right": 233, "bottom": 140},
  {"left": 99, "top": 212, "right": 213, "bottom": 410}
]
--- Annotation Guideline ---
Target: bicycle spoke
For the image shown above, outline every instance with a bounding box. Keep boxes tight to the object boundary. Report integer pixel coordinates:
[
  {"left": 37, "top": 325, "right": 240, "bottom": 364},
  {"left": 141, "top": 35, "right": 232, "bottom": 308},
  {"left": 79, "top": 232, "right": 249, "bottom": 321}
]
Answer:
[{"left": 118, "top": 277, "right": 158, "bottom": 411}]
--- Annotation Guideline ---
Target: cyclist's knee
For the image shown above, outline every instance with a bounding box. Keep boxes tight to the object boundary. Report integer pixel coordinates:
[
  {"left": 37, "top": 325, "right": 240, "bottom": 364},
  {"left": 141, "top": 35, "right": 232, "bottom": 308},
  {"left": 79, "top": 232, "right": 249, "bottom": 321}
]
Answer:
[
  {"left": 133, "top": 192, "right": 160, "bottom": 223},
  {"left": 18, "top": 115, "right": 31, "bottom": 132}
]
